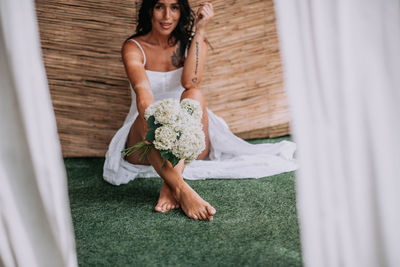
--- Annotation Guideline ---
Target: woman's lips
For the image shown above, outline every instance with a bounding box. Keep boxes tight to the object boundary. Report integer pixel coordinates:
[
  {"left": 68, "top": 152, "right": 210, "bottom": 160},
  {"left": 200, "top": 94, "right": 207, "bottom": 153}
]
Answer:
[{"left": 160, "top": 22, "right": 172, "bottom": 30}]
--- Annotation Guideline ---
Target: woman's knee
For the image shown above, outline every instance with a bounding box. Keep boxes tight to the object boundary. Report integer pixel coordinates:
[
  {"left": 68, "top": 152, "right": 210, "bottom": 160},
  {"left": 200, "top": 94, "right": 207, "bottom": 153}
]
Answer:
[{"left": 180, "top": 88, "right": 205, "bottom": 105}]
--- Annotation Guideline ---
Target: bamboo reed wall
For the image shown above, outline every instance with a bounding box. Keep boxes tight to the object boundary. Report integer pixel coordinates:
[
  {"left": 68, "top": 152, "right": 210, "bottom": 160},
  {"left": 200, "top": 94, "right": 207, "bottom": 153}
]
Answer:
[{"left": 35, "top": 0, "right": 290, "bottom": 157}]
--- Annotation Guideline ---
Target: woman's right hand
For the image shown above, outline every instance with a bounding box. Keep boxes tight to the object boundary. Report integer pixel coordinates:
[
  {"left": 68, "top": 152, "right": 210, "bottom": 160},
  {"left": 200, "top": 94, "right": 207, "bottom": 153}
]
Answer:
[
  {"left": 140, "top": 116, "right": 151, "bottom": 142},
  {"left": 195, "top": 2, "right": 214, "bottom": 32}
]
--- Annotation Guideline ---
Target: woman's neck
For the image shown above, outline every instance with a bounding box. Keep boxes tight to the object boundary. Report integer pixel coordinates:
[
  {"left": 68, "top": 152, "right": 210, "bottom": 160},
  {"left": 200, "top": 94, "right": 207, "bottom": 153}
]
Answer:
[{"left": 146, "top": 30, "right": 173, "bottom": 49}]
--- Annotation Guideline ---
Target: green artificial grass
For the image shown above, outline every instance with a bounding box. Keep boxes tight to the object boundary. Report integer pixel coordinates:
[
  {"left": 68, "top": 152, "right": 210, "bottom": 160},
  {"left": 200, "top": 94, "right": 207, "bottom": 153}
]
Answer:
[{"left": 65, "top": 136, "right": 302, "bottom": 267}]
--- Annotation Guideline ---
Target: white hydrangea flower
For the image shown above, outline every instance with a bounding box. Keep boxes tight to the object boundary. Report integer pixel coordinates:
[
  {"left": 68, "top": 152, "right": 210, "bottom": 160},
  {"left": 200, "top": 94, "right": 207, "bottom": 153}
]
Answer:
[
  {"left": 153, "top": 125, "right": 177, "bottom": 151},
  {"left": 144, "top": 104, "right": 156, "bottom": 120},
  {"left": 152, "top": 98, "right": 181, "bottom": 125},
  {"left": 140, "top": 98, "right": 206, "bottom": 166},
  {"left": 172, "top": 128, "right": 205, "bottom": 161},
  {"left": 173, "top": 112, "right": 191, "bottom": 132},
  {"left": 180, "top": 98, "right": 203, "bottom": 122},
  {"left": 174, "top": 111, "right": 204, "bottom": 134}
]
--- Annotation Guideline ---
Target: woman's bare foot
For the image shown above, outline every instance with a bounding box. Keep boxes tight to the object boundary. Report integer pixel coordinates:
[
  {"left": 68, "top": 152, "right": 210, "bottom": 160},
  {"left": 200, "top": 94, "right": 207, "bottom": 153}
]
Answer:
[
  {"left": 173, "top": 182, "right": 216, "bottom": 221},
  {"left": 155, "top": 182, "right": 180, "bottom": 213}
]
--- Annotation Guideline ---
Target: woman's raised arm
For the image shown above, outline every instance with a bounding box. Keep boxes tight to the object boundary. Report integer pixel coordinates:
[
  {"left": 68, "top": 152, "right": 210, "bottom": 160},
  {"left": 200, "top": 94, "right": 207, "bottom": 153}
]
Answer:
[
  {"left": 181, "top": 2, "right": 214, "bottom": 89},
  {"left": 121, "top": 41, "right": 154, "bottom": 120}
]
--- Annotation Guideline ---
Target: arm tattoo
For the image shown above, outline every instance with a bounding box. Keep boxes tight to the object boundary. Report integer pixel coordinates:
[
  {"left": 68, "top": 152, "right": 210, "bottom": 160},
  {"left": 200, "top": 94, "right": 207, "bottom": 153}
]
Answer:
[
  {"left": 191, "top": 41, "right": 199, "bottom": 83},
  {"left": 171, "top": 43, "right": 184, "bottom": 68},
  {"left": 194, "top": 41, "right": 199, "bottom": 74}
]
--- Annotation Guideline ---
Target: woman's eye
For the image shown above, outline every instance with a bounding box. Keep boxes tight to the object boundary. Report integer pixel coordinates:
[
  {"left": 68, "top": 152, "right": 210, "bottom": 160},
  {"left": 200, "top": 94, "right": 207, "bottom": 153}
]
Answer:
[
  {"left": 171, "top": 5, "right": 179, "bottom": 11},
  {"left": 155, "top": 5, "right": 163, "bottom": 10}
]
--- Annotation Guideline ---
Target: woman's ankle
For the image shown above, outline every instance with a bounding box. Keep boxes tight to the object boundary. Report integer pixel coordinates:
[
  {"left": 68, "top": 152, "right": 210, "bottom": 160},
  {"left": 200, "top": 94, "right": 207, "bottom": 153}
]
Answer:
[{"left": 169, "top": 180, "right": 188, "bottom": 200}]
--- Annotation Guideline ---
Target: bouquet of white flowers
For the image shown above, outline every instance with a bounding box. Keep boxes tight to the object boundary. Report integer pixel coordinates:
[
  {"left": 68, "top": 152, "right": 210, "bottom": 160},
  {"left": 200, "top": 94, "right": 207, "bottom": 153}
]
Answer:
[{"left": 122, "top": 98, "right": 206, "bottom": 167}]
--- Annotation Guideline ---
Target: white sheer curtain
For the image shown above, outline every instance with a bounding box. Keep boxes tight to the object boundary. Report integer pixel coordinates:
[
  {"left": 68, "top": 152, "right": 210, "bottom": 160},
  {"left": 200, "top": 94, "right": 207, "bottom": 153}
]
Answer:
[
  {"left": 274, "top": 0, "right": 400, "bottom": 266},
  {"left": 0, "top": 0, "right": 77, "bottom": 266}
]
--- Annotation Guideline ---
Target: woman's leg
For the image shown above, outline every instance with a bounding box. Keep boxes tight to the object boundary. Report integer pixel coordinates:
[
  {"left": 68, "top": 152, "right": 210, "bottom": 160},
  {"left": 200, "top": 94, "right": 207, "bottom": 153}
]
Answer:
[
  {"left": 180, "top": 88, "right": 210, "bottom": 160},
  {"left": 169, "top": 88, "right": 215, "bottom": 219},
  {"left": 152, "top": 88, "right": 215, "bottom": 220},
  {"left": 146, "top": 148, "right": 215, "bottom": 221},
  {"left": 125, "top": 97, "right": 216, "bottom": 220},
  {"left": 154, "top": 161, "right": 183, "bottom": 213},
  {"left": 126, "top": 117, "right": 179, "bottom": 213},
  {"left": 155, "top": 90, "right": 210, "bottom": 212}
]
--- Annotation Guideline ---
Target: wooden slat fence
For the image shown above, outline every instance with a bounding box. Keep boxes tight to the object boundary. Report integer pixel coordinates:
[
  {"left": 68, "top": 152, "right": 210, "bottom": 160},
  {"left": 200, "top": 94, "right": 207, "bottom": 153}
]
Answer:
[{"left": 35, "top": 0, "right": 290, "bottom": 157}]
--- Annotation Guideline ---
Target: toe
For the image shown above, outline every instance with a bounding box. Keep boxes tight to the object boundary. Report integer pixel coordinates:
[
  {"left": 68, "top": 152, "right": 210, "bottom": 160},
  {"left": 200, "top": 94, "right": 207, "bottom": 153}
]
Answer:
[
  {"left": 155, "top": 204, "right": 162, "bottom": 212},
  {"left": 162, "top": 203, "right": 168, "bottom": 212},
  {"left": 207, "top": 205, "right": 216, "bottom": 216},
  {"left": 166, "top": 204, "right": 172, "bottom": 211},
  {"left": 199, "top": 210, "right": 208, "bottom": 221}
]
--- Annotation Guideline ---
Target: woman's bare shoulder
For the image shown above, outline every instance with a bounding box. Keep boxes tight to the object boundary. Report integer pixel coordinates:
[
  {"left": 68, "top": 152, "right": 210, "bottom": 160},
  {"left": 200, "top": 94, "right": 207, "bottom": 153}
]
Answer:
[
  {"left": 121, "top": 37, "right": 145, "bottom": 64},
  {"left": 122, "top": 37, "right": 140, "bottom": 52}
]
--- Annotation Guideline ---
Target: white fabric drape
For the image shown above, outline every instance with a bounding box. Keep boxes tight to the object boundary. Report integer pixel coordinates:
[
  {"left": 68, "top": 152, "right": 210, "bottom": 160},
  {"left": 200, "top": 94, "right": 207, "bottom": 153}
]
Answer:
[
  {"left": 0, "top": 0, "right": 77, "bottom": 266},
  {"left": 274, "top": 0, "right": 400, "bottom": 266}
]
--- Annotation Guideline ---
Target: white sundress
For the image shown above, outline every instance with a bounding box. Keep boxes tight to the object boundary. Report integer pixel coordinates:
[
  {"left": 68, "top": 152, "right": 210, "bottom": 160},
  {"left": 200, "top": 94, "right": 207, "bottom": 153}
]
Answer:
[{"left": 103, "top": 39, "right": 298, "bottom": 185}]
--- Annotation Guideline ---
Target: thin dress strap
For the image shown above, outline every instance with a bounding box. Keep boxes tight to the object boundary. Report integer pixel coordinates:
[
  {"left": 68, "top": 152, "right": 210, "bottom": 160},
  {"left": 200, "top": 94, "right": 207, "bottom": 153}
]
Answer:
[{"left": 128, "top": 39, "right": 147, "bottom": 66}]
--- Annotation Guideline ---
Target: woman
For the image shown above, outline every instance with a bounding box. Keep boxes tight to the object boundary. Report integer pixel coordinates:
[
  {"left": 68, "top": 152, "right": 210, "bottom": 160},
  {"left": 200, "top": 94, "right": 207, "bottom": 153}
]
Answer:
[
  {"left": 123, "top": 0, "right": 215, "bottom": 221},
  {"left": 103, "top": 0, "right": 298, "bottom": 221}
]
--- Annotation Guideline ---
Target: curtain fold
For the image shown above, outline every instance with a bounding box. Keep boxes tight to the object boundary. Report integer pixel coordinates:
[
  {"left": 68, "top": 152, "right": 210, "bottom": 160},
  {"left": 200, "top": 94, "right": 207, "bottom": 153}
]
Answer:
[
  {"left": 0, "top": 0, "right": 77, "bottom": 266},
  {"left": 274, "top": 0, "right": 400, "bottom": 266}
]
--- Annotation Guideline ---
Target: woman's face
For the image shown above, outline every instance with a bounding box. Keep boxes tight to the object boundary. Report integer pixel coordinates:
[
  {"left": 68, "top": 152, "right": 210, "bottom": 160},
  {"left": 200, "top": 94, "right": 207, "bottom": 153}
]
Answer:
[{"left": 152, "top": 0, "right": 181, "bottom": 35}]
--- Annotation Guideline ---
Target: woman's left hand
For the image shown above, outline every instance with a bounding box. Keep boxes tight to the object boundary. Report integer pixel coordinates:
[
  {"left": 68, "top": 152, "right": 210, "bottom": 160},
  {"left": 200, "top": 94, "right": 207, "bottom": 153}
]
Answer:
[{"left": 195, "top": 2, "right": 214, "bottom": 32}]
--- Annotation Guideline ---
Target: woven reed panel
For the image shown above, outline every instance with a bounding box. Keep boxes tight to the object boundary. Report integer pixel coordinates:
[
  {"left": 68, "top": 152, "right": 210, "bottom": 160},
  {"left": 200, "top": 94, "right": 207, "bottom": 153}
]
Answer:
[{"left": 35, "top": 0, "right": 290, "bottom": 157}]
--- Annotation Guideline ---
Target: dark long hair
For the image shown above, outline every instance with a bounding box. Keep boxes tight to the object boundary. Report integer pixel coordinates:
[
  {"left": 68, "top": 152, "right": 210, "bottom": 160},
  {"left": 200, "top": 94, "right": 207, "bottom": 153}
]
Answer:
[{"left": 126, "top": 0, "right": 195, "bottom": 58}]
